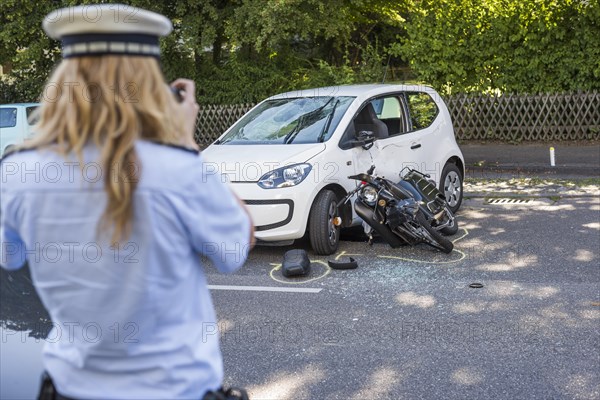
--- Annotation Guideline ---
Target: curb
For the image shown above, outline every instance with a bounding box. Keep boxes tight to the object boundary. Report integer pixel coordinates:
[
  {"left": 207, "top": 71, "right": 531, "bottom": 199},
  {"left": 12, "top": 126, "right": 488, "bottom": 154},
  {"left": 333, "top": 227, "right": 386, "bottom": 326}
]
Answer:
[
  {"left": 465, "top": 193, "right": 599, "bottom": 199},
  {"left": 467, "top": 165, "right": 600, "bottom": 177}
]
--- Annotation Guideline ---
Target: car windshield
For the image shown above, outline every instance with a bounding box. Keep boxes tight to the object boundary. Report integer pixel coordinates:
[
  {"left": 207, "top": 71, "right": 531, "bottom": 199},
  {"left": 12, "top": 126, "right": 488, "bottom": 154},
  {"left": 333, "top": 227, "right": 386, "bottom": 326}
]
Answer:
[{"left": 218, "top": 96, "right": 355, "bottom": 145}]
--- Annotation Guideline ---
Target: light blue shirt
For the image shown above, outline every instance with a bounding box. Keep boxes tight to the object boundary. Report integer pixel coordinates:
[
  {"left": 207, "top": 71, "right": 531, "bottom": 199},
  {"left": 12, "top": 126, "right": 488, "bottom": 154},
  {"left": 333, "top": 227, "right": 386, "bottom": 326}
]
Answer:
[{"left": 0, "top": 140, "right": 251, "bottom": 399}]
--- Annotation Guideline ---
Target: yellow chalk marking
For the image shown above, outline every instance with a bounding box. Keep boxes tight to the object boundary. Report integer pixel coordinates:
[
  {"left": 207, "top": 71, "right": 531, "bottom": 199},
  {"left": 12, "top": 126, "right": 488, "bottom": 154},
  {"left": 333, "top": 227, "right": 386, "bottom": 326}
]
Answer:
[
  {"left": 452, "top": 228, "right": 470, "bottom": 243},
  {"left": 269, "top": 260, "right": 331, "bottom": 285},
  {"left": 335, "top": 250, "right": 364, "bottom": 260},
  {"left": 379, "top": 248, "right": 466, "bottom": 264},
  {"left": 267, "top": 228, "right": 470, "bottom": 284},
  {"left": 377, "top": 228, "right": 469, "bottom": 264}
]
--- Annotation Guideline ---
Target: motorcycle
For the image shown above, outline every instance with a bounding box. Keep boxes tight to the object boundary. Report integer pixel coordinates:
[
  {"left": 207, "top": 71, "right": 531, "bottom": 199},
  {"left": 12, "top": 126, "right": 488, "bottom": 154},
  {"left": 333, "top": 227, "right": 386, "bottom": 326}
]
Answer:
[{"left": 338, "top": 165, "right": 458, "bottom": 253}]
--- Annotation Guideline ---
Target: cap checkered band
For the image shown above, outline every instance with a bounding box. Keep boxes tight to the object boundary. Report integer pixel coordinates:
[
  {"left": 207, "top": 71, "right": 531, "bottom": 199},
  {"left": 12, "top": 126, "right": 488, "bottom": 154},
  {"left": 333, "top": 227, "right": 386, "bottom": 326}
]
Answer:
[{"left": 61, "top": 33, "right": 161, "bottom": 58}]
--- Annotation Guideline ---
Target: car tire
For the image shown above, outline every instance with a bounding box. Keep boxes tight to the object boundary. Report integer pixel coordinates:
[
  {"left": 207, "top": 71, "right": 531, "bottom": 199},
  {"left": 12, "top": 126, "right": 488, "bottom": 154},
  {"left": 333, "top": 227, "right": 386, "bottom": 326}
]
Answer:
[
  {"left": 2, "top": 145, "right": 15, "bottom": 158},
  {"left": 440, "top": 163, "right": 463, "bottom": 213},
  {"left": 309, "top": 190, "right": 340, "bottom": 255}
]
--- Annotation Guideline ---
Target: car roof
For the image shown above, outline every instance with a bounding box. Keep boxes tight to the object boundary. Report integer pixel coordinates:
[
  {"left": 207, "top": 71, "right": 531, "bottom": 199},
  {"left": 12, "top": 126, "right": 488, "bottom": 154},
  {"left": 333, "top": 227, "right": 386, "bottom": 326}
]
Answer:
[
  {"left": 268, "top": 83, "right": 437, "bottom": 101},
  {"left": 0, "top": 103, "right": 40, "bottom": 107}
]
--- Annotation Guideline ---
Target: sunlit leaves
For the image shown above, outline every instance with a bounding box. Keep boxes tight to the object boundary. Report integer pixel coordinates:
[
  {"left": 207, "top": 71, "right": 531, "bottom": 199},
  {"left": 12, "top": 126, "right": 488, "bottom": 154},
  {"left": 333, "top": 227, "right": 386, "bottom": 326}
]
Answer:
[
  {"left": 399, "top": 0, "right": 600, "bottom": 94},
  {"left": 1, "top": 0, "right": 597, "bottom": 103}
]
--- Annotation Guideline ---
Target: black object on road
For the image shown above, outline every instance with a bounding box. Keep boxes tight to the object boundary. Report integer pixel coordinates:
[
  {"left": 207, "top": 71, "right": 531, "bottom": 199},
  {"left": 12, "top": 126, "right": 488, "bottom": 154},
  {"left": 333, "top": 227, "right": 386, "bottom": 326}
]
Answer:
[
  {"left": 282, "top": 249, "right": 311, "bottom": 277},
  {"left": 328, "top": 257, "right": 358, "bottom": 270},
  {"left": 469, "top": 282, "right": 484, "bottom": 288}
]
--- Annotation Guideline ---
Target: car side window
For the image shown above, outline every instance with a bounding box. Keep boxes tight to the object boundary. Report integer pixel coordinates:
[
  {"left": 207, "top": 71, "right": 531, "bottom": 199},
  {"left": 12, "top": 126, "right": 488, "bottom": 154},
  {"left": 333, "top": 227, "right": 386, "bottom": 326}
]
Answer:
[
  {"left": 0, "top": 108, "right": 17, "bottom": 129},
  {"left": 26, "top": 106, "right": 39, "bottom": 125},
  {"left": 370, "top": 96, "right": 407, "bottom": 136},
  {"left": 405, "top": 92, "right": 439, "bottom": 131}
]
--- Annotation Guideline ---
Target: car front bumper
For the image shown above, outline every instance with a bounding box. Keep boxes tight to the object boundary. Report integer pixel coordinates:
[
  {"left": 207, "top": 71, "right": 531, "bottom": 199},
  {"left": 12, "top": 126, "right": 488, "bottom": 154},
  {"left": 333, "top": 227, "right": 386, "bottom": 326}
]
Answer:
[{"left": 228, "top": 182, "right": 314, "bottom": 241}]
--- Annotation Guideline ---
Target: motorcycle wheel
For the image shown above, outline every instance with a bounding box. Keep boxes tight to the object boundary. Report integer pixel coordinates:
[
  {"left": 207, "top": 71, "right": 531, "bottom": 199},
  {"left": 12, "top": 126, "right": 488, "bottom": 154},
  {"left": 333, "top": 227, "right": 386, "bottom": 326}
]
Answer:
[
  {"left": 440, "top": 207, "right": 459, "bottom": 236},
  {"left": 416, "top": 211, "right": 454, "bottom": 253},
  {"left": 309, "top": 190, "right": 340, "bottom": 255}
]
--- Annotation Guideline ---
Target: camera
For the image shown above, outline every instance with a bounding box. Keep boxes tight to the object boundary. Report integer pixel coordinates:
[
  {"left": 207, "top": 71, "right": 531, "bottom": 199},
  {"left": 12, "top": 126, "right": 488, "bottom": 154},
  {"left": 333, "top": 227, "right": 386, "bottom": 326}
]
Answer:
[{"left": 170, "top": 87, "right": 184, "bottom": 103}]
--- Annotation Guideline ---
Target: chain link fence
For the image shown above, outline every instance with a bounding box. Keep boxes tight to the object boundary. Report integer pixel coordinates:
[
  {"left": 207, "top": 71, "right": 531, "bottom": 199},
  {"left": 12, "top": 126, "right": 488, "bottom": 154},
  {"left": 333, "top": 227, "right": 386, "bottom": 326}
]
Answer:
[{"left": 194, "top": 91, "right": 600, "bottom": 145}]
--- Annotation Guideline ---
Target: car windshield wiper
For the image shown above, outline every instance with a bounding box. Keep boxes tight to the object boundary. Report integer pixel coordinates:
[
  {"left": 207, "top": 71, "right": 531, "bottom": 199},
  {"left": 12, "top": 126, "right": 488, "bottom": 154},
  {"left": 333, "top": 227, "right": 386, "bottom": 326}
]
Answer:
[
  {"left": 283, "top": 114, "right": 304, "bottom": 144},
  {"left": 283, "top": 97, "right": 334, "bottom": 144},
  {"left": 317, "top": 99, "right": 340, "bottom": 143}
]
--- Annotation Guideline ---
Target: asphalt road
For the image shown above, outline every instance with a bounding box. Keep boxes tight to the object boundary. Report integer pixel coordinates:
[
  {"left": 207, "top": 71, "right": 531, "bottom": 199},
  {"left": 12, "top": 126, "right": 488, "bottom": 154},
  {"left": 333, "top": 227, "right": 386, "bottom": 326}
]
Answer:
[
  {"left": 1, "top": 197, "right": 599, "bottom": 399},
  {"left": 461, "top": 142, "right": 600, "bottom": 179},
  {"left": 210, "top": 197, "right": 600, "bottom": 400}
]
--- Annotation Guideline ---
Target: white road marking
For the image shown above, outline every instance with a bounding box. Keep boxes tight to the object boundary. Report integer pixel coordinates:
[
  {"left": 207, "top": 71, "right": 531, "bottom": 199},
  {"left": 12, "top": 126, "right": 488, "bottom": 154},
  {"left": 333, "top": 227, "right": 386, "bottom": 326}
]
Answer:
[{"left": 208, "top": 285, "right": 322, "bottom": 293}]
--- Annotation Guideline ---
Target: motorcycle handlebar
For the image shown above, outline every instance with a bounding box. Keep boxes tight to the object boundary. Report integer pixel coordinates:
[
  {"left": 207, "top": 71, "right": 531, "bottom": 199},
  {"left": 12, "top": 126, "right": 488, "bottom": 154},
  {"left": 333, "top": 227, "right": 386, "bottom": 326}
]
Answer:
[{"left": 337, "top": 183, "right": 364, "bottom": 207}]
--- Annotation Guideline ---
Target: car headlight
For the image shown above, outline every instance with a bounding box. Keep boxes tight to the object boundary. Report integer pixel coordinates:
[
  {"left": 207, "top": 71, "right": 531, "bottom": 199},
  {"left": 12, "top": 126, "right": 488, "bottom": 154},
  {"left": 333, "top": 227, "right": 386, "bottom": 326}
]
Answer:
[
  {"left": 258, "top": 163, "right": 312, "bottom": 189},
  {"left": 360, "top": 186, "right": 378, "bottom": 205}
]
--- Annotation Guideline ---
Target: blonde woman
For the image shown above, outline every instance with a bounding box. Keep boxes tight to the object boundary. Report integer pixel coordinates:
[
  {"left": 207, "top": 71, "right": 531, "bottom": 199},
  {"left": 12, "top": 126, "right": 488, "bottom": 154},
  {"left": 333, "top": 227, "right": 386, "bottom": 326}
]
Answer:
[{"left": 0, "top": 4, "right": 253, "bottom": 400}]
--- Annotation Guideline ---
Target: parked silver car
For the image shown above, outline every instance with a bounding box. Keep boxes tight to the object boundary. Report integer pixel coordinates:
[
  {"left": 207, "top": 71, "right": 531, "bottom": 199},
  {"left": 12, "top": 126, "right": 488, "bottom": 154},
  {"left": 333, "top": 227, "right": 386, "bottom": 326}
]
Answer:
[{"left": 0, "top": 103, "right": 39, "bottom": 157}]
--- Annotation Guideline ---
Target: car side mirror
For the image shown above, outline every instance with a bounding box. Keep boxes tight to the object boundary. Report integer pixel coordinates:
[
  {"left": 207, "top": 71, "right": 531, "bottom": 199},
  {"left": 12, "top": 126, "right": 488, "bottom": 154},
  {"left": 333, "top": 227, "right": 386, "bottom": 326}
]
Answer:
[{"left": 351, "top": 130, "right": 375, "bottom": 150}]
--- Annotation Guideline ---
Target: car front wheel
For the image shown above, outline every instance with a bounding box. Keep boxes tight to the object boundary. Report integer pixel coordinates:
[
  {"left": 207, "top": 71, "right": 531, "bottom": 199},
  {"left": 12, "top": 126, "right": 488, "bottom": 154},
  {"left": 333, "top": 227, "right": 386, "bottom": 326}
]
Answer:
[
  {"left": 308, "top": 190, "right": 340, "bottom": 255},
  {"left": 440, "top": 163, "right": 463, "bottom": 213}
]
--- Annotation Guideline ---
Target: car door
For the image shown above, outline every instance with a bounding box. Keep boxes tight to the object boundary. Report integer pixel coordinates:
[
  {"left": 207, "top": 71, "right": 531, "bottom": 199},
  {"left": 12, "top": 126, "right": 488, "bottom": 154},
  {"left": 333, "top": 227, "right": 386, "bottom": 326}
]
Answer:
[
  {"left": 339, "top": 90, "right": 442, "bottom": 181},
  {"left": 403, "top": 91, "right": 444, "bottom": 183},
  {"left": 347, "top": 93, "right": 423, "bottom": 182},
  {"left": 368, "top": 94, "right": 420, "bottom": 180},
  {"left": 366, "top": 91, "right": 445, "bottom": 183},
  {"left": 339, "top": 94, "right": 412, "bottom": 180},
  {"left": 25, "top": 105, "right": 39, "bottom": 139},
  {"left": 0, "top": 107, "right": 19, "bottom": 156}
]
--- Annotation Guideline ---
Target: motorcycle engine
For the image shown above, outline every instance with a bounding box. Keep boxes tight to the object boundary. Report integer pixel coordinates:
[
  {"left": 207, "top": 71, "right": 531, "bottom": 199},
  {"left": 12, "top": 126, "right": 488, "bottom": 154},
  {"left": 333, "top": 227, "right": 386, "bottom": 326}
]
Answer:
[{"left": 386, "top": 198, "right": 418, "bottom": 228}]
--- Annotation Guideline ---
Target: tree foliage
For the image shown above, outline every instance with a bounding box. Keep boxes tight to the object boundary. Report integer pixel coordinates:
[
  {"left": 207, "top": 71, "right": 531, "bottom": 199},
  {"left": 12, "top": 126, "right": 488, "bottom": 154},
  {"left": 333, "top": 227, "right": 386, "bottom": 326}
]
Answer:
[
  {"left": 1, "top": 0, "right": 598, "bottom": 104},
  {"left": 398, "top": 0, "right": 600, "bottom": 94}
]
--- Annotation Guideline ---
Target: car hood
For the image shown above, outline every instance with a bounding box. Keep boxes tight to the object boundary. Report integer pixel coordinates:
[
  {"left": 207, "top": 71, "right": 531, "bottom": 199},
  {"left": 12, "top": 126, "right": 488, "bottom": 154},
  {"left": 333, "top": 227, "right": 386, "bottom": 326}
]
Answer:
[{"left": 201, "top": 143, "right": 326, "bottom": 182}]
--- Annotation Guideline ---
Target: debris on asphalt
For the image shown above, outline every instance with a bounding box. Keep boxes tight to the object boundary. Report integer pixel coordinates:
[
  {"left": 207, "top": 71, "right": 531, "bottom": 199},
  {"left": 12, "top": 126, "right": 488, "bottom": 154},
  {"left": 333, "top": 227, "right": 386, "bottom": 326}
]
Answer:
[
  {"left": 281, "top": 249, "right": 311, "bottom": 277},
  {"left": 328, "top": 257, "right": 359, "bottom": 270}
]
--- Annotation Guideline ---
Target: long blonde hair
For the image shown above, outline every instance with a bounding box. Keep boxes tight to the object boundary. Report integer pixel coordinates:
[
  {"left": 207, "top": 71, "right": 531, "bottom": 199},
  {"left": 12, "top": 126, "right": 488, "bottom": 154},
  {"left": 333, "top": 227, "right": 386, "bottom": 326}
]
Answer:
[{"left": 27, "top": 56, "right": 191, "bottom": 244}]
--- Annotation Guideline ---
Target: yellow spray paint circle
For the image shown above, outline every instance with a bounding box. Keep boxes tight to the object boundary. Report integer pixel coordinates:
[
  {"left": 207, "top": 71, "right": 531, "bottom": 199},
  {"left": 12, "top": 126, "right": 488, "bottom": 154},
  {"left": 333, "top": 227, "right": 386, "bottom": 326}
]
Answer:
[
  {"left": 267, "top": 228, "right": 470, "bottom": 284},
  {"left": 269, "top": 260, "right": 331, "bottom": 285}
]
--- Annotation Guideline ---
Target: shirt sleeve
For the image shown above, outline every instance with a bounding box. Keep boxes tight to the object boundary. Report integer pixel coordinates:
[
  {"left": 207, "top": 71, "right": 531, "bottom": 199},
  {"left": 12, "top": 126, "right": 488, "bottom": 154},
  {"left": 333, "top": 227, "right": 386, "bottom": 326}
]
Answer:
[
  {"left": 175, "top": 157, "right": 252, "bottom": 274},
  {"left": 0, "top": 192, "right": 27, "bottom": 271}
]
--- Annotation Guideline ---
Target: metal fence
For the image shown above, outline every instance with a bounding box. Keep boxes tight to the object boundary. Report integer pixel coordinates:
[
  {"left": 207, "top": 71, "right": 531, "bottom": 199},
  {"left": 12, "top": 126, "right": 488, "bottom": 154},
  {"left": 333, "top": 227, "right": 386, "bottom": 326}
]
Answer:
[
  {"left": 194, "top": 91, "right": 600, "bottom": 144},
  {"left": 445, "top": 91, "right": 600, "bottom": 141},
  {"left": 194, "top": 103, "right": 254, "bottom": 146}
]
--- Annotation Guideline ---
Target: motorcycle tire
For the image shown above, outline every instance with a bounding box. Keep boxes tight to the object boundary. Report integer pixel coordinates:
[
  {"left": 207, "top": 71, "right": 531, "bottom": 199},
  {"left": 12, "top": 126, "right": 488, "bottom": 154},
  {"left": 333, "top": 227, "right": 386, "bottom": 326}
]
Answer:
[
  {"left": 416, "top": 211, "right": 454, "bottom": 254},
  {"left": 441, "top": 220, "right": 459, "bottom": 236},
  {"left": 440, "top": 207, "right": 459, "bottom": 236}
]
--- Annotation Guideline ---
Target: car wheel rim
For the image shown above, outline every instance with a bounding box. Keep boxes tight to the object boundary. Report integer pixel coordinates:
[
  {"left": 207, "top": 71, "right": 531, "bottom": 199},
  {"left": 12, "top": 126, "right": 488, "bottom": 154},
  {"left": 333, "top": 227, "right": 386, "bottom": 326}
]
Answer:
[
  {"left": 327, "top": 201, "right": 338, "bottom": 246},
  {"left": 444, "top": 171, "right": 461, "bottom": 207}
]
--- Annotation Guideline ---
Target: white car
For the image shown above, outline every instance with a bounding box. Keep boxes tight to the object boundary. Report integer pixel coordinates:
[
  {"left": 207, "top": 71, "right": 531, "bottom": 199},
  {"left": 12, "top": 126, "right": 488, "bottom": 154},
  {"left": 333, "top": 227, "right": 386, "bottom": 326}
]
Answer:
[
  {"left": 0, "top": 103, "right": 39, "bottom": 157},
  {"left": 203, "top": 84, "right": 464, "bottom": 254}
]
